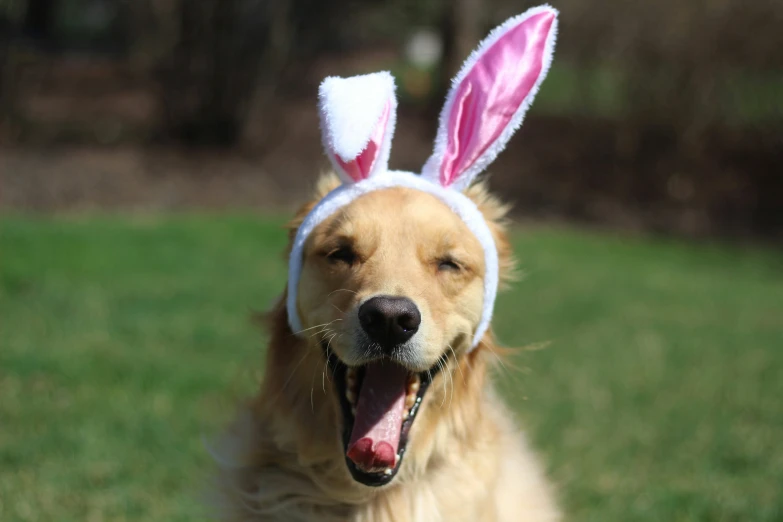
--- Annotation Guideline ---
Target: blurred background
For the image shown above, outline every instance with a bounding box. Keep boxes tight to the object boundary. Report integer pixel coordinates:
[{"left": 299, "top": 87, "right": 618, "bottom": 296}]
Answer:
[
  {"left": 1, "top": 0, "right": 781, "bottom": 521},
  {"left": 1, "top": 0, "right": 781, "bottom": 235}
]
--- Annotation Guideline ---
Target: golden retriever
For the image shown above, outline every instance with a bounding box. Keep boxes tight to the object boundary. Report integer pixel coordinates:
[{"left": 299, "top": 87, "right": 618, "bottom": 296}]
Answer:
[{"left": 210, "top": 174, "right": 559, "bottom": 521}]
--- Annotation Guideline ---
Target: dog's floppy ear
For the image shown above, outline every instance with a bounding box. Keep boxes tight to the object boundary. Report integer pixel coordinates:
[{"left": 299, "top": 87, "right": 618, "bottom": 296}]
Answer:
[
  {"left": 319, "top": 72, "right": 397, "bottom": 184},
  {"left": 421, "top": 6, "right": 558, "bottom": 191}
]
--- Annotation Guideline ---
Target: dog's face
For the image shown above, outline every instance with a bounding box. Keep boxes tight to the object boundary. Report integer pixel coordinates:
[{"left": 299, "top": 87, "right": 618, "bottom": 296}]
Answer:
[
  {"left": 293, "top": 183, "right": 498, "bottom": 487},
  {"left": 298, "top": 186, "right": 485, "bottom": 371}
]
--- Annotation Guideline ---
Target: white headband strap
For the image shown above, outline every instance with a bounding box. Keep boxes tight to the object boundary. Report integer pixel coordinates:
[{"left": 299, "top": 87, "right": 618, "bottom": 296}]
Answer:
[{"left": 287, "top": 171, "right": 498, "bottom": 349}]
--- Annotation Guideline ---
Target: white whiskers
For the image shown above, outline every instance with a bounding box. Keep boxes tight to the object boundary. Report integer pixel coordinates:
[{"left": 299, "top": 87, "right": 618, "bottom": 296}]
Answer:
[
  {"left": 448, "top": 344, "right": 466, "bottom": 386},
  {"left": 291, "top": 318, "right": 342, "bottom": 336}
]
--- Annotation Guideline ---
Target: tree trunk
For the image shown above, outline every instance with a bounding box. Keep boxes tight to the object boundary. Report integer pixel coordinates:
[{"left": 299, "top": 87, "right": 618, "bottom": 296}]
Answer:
[
  {"left": 0, "top": 12, "right": 20, "bottom": 133},
  {"left": 435, "top": 0, "right": 482, "bottom": 118},
  {"left": 442, "top": 0, "right": 482, "bottom": 79},
  {"left": 23, "top": 0, "right": 57, "bottom": 44}
]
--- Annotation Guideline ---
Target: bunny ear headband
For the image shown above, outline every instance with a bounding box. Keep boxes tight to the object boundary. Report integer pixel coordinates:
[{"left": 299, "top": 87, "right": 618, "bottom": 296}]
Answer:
[{"left": 288, "top": 5, "right": 558, "bottom": 350}]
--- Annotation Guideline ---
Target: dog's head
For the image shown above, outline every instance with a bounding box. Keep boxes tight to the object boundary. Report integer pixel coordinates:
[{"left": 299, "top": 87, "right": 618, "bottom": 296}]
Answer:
[
  {"left": 289, "top": 175, "right": 514, "bottom": 486},
  {"left": 281, "top": 6, "right": 557, "bottom": 487}
]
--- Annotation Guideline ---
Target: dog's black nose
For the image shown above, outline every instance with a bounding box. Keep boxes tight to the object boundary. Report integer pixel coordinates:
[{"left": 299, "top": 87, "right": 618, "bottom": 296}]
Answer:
[{"left": 358, "top": 296, "right": 421, "bottom": 349}]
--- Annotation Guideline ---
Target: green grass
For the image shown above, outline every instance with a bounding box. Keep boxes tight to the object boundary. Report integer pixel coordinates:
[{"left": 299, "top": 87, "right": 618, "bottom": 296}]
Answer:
[{"left": 1, "top": 215, "right": 781, "bottom": 521}]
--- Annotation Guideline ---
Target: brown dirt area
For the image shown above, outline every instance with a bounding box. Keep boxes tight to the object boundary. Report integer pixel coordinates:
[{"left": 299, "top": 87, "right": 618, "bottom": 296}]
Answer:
[{"left": 2, "top": 105, "right": 781, "bottom": 240}]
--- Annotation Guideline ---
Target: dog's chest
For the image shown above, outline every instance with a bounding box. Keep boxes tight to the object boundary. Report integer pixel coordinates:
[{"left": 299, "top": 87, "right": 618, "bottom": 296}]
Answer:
[{"left": 243, "top": 483, "right": 490, "bottom": 522}]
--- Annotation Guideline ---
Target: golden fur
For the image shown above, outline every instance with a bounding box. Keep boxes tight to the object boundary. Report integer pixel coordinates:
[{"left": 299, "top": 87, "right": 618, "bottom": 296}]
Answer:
[{"left": 211, "top": 174, "right": 559, "bottom": 521}]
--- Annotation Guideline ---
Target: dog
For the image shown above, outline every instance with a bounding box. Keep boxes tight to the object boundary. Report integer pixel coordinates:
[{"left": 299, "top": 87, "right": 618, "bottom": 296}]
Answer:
[
  {"left": 211, "top": 6, "right": 560, "bottom": 521},
  {"left": 211, "top": 175, "right": 559, "bottom": 522}
]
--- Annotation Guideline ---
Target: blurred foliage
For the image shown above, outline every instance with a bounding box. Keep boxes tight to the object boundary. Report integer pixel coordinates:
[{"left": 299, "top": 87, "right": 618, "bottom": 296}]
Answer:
[
  {"left": 4, "top": 0, "right": 780, "bottom": 140},
  {"left": 0, "top": 0, "right": 781, "bottom": 237}
]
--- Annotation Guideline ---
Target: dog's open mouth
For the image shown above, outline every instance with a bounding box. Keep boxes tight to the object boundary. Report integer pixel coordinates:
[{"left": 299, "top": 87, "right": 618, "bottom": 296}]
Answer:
[{"left": 326, "top": 348, "right": 443, "bottom": 487}]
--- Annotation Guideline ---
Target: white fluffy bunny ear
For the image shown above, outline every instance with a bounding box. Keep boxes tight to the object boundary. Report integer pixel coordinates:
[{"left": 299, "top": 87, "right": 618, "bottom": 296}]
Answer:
[
  {"left": 319, "top": 72, "right": 397, "bottom": 183},
  {"left": 422, "top": 5, "right": 558, "bottom": 191}
]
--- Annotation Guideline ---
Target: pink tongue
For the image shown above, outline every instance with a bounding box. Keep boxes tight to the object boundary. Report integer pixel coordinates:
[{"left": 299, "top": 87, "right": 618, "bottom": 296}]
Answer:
[{"left": 346, "top": 362, "right": 407, "bottom": 472}]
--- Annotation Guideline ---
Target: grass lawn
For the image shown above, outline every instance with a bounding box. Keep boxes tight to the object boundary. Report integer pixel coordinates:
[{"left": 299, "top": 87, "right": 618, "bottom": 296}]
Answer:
[{"left": 1, "top": 214, "right": 781, "bottom": 521}]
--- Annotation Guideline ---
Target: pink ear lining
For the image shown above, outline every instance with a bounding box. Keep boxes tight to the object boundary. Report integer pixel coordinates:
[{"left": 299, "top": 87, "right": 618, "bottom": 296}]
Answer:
[
  {"left": 334, "top": 100, "right": 391, "bottom": 182},
  {"left": 335, "top": 142, "right": 378, "bottom": 182},
  {"left": 440, "top": 11, "right": 555, "bottom": 187}
]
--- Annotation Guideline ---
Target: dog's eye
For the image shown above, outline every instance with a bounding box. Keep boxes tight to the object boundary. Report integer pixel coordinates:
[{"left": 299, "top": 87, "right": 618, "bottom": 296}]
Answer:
[
  {"left": 438, "top": 258, "right": 462, "bottom": 272},
  {"left": 326, "top": 246, "right": 357, "bottom": 265}
]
